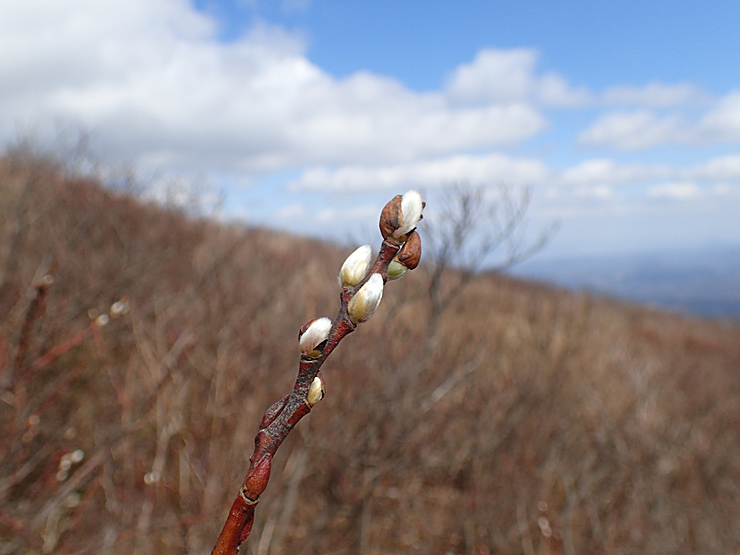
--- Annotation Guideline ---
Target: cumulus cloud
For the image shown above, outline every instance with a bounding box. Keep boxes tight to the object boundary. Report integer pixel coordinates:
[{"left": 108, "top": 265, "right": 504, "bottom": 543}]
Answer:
[
  {"left": 558, "top": 158, "right": 673, "bottom": 186},
  {"left": 0, "top": 2, "right": 548, "bottom": 178},
  {"left": 688, "top": 154, "right": 740, "bottom": 181},
  {"left": 602, "top": 82, "right": 709, "bottom": 107},
  {"left": 1, "top": 0, "right": 738, "bottom": 256},
  {"left": 274, "top": 202, "right": 376, "bottom": 231},
  {"left": 577, "top": 111, "right": 686, "bottom": 150},
  {"left": 0, "top": 0, "right": 214, "bottom": 95},
  {"left": 699, "top": 92, "right": 740, "bottom": 142},
  {"left": 537, "top": 73, "right": 592, "bottom": 107},
  {"left": 445, "top": 48, "right": 590, "bottom": 107},
  {"left": 555, "top": 155, "right": 740, "bottom": 202},
  {"left": 578, "top": 90, "right": 740, "bottom": 150},
  {"left": 286, "top": 150, "right": 739, "bottom": 213},
  {"left": 288, "top": 152, "right": 551, "bottom": 192},
  {"left": 648, "top": 182, "right": 702, "bottom": 200}
]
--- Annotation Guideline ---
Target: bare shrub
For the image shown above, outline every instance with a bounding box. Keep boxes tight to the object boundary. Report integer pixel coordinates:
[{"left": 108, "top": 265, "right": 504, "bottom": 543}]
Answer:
[{"left": 1, "top": 152, "right": 739, "bottom": 554}]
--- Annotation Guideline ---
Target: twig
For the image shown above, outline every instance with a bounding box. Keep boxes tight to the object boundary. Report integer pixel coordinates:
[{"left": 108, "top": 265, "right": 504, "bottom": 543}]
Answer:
[{"left": 211, "top": 191, "right": 424, "bottom": 554}]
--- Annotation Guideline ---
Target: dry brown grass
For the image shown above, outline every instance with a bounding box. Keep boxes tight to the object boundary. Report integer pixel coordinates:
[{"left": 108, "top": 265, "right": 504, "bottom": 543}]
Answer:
[{"left": 1, "top": 152, "right": 739, "bottom": 554}]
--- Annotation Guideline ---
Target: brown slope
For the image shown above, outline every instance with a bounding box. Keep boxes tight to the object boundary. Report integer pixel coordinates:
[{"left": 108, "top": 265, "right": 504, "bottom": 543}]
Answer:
[{"left": 1, "top": 152, "right": 739, "bottom": 554}]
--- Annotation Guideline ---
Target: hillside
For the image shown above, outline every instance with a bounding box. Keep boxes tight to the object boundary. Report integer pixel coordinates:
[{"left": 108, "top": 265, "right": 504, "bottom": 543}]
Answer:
[{"left": 1, "top": 152, "right": 740, "bottom": 554}]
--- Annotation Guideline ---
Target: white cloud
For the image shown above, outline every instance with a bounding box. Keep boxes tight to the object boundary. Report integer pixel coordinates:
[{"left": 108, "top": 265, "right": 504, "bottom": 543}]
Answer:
[
  {"left": 1, "top": 1, "right": 738, "bottom": 257},
  {"left": 648, "top": 182, "right": 702, "bottom": 200},
  {"left": 549, "top": 155, "right": 740, "bottom": 210},
  {"left": 272, "top": 200, "right": 378, "bottom": 238},
  {"left": 699, "top": 91, "right": 740, "bottom": 142},
  {"left": 578, "top": 91, "right": 740, "bottom": 150},
  {"left": 602, "top": 82, "right": 709, "bottom": 107},
  {"left": 577, "top": 111, "right": 685, "bottom": 150},
  {"left": 689, "top": 154, "right": 740, "bottom": 181},
  {"left": 537, "top": 73, "right": 592, "bottom": 107},
  {"left": 444, "top": 48, "right": 591, "bottom": 107},
  {"left": 0, "top": 4, "right": 546, "bottom": 178},
  {"left": 286, "top": 153, "right": 734, "bottom": 213},
  {"left": 558, "top": 158, "right": 672, "bottom": 187},
  {"left": 0, "top": 1, "right": 214, "bottom": 95},
  {"left": 288, "top": 153, "right": 551, "bottom": 192},
  {"left": 445, "top": 48, "right": 537, "bottom": 105}
]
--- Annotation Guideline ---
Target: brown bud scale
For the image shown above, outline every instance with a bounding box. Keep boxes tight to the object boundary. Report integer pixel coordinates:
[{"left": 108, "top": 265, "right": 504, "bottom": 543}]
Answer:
[
  {"left": 379, "top": 195, "right": 403, "bottom": 239},
  {"left": 397, "top": 230, "right": 422, "bottom": 270}
]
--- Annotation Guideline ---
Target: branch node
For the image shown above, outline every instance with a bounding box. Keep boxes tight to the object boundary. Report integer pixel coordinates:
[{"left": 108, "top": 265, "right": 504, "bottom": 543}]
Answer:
[{"left": 240, "top": 488, "right": 259, "bottom": 506}]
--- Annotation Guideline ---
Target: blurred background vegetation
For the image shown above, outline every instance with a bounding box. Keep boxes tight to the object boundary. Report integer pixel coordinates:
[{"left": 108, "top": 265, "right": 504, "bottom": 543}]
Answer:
[{"left": 1, "top": 146, "right": 739, "bottom": 554}]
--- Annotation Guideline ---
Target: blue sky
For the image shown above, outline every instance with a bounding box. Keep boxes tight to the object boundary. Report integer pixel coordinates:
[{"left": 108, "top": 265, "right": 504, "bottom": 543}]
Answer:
[
  {"left": 198, "top": 1, "right": 739, "bottom": 90},
  {"left": 2, "top": 0, "right": 739, "bottom": 259}
]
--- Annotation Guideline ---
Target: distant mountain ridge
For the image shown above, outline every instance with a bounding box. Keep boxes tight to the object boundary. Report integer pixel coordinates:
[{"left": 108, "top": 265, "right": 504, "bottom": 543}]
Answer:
[{"left": 511, "top": 247, "right": 740, "bottom": 320}]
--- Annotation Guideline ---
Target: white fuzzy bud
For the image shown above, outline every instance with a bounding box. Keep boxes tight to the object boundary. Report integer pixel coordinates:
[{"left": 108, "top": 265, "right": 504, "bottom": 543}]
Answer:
[
  {"left": 110, "top": 298, "right": 130, "bottom": 318},
  {"left": 299, "top": 317, "right": 332, "bottom": 358},
  {"left": 307, "top": 375, "right": 325, "bottom": 406},
  {"left": 347, "top": 273, "right": 384, "bottom": 324},
  {"left": 395, "top": 190, "right": 424, "bottom": 239},
  {"left": 339, "top": 245, "right": 373, "bottom": 287}
]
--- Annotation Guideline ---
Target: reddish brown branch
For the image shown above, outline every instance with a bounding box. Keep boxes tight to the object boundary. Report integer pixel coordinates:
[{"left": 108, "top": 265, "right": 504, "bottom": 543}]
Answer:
[{"left": 211, "top": 230, "right": 417, "bottom": 554}]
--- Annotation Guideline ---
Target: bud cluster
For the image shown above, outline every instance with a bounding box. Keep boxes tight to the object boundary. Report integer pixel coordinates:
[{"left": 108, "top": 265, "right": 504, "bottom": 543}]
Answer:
[
  {"left": 379, "top": 190, "right": 423, "bottom": 284},
  {"left": 296, "top": 190, "right": 424, "bottom": 406}
]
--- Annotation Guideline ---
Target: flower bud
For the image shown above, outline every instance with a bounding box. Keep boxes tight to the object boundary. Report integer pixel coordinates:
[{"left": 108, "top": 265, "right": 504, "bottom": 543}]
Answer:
[
  {"left": 339, "top": 244, "right": 373, "bottom": 287},
  {"left": 110, "top": 297, "right": 130, "bottom": 318},
  {"left": 397, "top": 229, "right": 421, "bottom": 270},
  {"left": 298, "top": 317, "right": 332, "bottom": 358},
  {"left": 386, "top": 258, "right": 408, "bottom": 281},
  {"left": 379, "top": 190, "right": 424, "bottom": 243},
  {"left": 379, "top": 194, "right": 402, "bottom": 240},
  {"left": 347, "top": 273, "right": 383, "bottom": 324},
  {"left": 307, "top": 375, "right": 325, "bottom": 406}
]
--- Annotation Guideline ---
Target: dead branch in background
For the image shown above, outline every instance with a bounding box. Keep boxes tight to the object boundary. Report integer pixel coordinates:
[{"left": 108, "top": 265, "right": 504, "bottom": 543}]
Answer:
[
  {"left": 423, "top": 183, "right": 557, "bottom": 332},
  {"left": 351, "top": 183, "right": 558, "bottom": 510},
  {"left": 5, "top": 150, "right": 740, "bottom": 554},
  {"left": 211, "top": 191, "right": 425, "bottom": 554}
]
